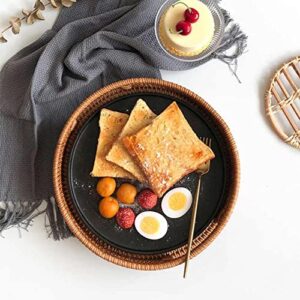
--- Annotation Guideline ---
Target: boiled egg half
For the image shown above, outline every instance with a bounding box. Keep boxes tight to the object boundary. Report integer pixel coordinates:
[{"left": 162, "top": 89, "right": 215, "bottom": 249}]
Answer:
[
  {"left": 135, "top": 211, "right": 168, "bottom": 240},
  {"left": 161, "top": 187, "right": 192, "bottom": 218}
]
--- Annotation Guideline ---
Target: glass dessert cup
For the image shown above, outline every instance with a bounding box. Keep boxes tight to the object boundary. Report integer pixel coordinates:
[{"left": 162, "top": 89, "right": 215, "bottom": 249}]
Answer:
[{"left": 155, "top": 0, "right": 225, "bottom": 62}]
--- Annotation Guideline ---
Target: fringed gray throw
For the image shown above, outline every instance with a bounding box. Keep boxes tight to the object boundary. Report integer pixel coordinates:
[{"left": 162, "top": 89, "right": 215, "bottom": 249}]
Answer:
[{"left": 0, "top": 0, "right": 247, "bottom": 239}]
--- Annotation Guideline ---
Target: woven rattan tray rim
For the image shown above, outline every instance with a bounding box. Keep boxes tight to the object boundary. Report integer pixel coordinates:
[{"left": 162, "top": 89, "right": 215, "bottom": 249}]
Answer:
[{"left": 53, "top": 78, "right": 240, "bottom": 270}]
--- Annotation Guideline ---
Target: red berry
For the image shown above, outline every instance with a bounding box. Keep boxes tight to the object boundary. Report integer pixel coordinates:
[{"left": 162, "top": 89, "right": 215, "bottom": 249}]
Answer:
[
  {"left": 137, "top": 189, "right": 158, "bottom": 210},
  {"left": 176, "top": 21, "right": 192, "bottom": 36},
  {"left": 116, "top": 208, "right": 135, "bottom": 229},
  {"left": 184, "top": 8, "right": 199, "bottom": 23}
]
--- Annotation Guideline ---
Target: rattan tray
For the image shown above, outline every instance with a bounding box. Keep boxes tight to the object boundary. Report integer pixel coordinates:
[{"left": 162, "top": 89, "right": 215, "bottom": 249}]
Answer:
[
  {"left": 53, "top": 78, "right": 240, "bottom": 270},
  {"left": 265, "top": 56, "right": 300, "bottom": 149}
]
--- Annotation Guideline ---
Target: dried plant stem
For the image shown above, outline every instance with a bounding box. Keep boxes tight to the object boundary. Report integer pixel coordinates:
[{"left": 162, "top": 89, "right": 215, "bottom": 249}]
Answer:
[
  {"left": 2, "top": 3, "right": 50, "bottom": 35},
  {"left": 0, "top": 0, "right": 76, "bottom": 43}
]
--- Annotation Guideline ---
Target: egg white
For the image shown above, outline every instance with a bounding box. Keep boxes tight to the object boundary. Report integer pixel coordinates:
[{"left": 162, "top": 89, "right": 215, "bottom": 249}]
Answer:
[
  {"left": 161, "top": 187, "right": 192, "bottom": 218},
  {"left": 135, "top": 211, "right": 168, "bottom": 240}
]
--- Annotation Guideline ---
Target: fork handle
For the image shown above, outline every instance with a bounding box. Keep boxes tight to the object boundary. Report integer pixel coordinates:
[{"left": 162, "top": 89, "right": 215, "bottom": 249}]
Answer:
[{"left": 183, "top": 173, "right": 202, "bottom": 278}]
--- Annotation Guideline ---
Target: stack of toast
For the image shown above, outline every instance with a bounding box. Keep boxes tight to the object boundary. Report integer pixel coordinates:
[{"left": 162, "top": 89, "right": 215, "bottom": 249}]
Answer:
[{"left": 91, "top": 99, "right": 214, "bottom": 197}]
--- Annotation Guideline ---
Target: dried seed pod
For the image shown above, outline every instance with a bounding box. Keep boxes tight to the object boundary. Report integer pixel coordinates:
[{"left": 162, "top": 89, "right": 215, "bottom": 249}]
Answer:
[
  {"left": 10, "top": 17, "right": 21, "bottom": 34},
  {"left": 26, "top": 13, "right": 36, "bottom": 25},
  {"left": 0, "top": 34, "right": 8, "bottom": 43},
  {"left": 34, "top": 0, "right": 46, "bottom": 11},
  {"left": 22, "top": 9, "right": 30, "bottom": 17},
  {"left": 61, "top": 0, "right": 76, "bottom": 8},
  {"left": 34, "top": 10, "right": 45, "bottom": 20},
  {"left": 50, "top": 0, "right": 59, "bottom": 8}
]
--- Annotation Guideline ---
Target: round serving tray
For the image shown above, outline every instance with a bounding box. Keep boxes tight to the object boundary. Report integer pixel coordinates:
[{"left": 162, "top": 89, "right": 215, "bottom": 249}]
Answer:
[{"left": 53, "top": 78, "right": 240, "bottom": 270}]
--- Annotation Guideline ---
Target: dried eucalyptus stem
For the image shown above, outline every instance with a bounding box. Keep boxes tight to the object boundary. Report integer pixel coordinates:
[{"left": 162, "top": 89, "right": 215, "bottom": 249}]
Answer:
[{"left": 0, "top": 0, "right": 76, "bottom": 43}]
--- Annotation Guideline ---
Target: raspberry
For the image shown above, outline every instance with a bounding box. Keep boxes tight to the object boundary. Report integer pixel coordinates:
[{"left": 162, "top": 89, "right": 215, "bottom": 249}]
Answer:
[
  {"left": 116, "top": 208, "right": 135, "bottom": 229},
  {"left": 137, "top": 189, "right": 158, "bottom": 210}
]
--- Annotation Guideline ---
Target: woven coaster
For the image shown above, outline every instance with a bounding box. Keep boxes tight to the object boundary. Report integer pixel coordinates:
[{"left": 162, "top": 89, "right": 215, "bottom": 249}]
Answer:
[{"left": 265, "top": 56, "right": 300, "bottom": 149}]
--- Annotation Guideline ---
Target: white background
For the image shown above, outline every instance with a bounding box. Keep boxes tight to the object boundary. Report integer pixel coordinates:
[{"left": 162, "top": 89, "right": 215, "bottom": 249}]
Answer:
[{"left": 0, "top": 0, "right": 300, "bottom": 299}]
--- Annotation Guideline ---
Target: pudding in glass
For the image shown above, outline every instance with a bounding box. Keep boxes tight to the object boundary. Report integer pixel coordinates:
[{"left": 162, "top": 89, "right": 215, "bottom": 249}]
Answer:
[{"left": 159, "top": 0, "right": 215, "bottom": 57}]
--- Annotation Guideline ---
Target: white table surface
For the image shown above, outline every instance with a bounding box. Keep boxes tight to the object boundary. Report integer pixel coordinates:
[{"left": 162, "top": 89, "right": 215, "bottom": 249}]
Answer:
[{"left": 0, "top": 0, "right": 299, "bottom": 299}]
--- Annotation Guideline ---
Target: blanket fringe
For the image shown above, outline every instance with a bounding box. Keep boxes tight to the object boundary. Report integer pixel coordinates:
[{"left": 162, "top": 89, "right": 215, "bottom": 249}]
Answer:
[
  {"left": 45, "top": 197, "right": 72, "bottom": 240},
  {"left": 0, "top": 201, "right": 42, "bottom": 237},
  {"left": 213, "top": 9, "right": 248, "bottom": 83},
  {"left": 0, "top": 198, "right": 72, "bottom": 240}
]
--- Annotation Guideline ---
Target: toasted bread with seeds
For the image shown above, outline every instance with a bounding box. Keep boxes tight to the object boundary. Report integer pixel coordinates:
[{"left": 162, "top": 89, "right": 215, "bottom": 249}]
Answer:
[
  {"left": 123, "top": 102, "right": 215, "bottom": 197},
  {"left": 91, "top": 109, "right": 134, "bottom": 178},
  {"left": 106, "top": 99, "right": 156, "bottom": 182}
]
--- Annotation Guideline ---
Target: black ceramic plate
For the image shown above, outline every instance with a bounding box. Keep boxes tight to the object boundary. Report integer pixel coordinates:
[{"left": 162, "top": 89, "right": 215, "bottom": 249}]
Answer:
[{"left": 68, "top": 94, "right": 227, "bottom": 255}]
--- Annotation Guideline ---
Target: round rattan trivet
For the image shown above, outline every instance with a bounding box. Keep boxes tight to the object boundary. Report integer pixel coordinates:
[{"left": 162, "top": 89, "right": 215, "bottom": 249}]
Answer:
[
  {"left": 53, "top": 78, "right": 240, "bottom": 270},
  {"left": 265, "top": 56, "right": 300, "bottom": 149}
]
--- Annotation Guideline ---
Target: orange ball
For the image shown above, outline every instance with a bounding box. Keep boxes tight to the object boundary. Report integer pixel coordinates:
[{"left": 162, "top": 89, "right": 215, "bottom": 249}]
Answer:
[
  {"left": 116, "top": 183, "right": 137, "bottom": 204},
  {"left": 96, "top": 177, "right": 116, "bottom": 197},
  {"left": 98, "top": 197, "right": 119, "bottom": 218}
]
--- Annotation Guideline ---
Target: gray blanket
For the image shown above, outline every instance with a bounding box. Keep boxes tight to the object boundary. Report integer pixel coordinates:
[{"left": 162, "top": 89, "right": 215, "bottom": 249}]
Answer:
[{"left": 0, "top": 0, "right": 247, "bottom": 239}]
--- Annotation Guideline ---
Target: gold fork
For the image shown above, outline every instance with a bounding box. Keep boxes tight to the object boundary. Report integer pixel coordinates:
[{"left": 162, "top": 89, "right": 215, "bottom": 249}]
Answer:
[{"left": 183, "top": 137, "right": 212, "bottom": 278}]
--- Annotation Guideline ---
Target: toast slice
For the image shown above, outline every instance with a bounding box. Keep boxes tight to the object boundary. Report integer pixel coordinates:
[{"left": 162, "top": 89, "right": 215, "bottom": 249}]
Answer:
[
  {"left": 106, "top": 99, "right": 156, "bottom": 182},
  {"left": 91, "top": 109, "right": 134, "bottom": 178},
  {"left": 123, "top": 102, "right": 215, "bottom": 197}
]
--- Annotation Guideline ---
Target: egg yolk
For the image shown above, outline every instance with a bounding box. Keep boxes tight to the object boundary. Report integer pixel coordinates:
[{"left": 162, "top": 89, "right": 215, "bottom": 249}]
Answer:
[
  {"left": 140, "top": 216, "right": 160, "bottom": 235},
  {"left": 168, "top": 192, "right": 187, "bottom": 211}
]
